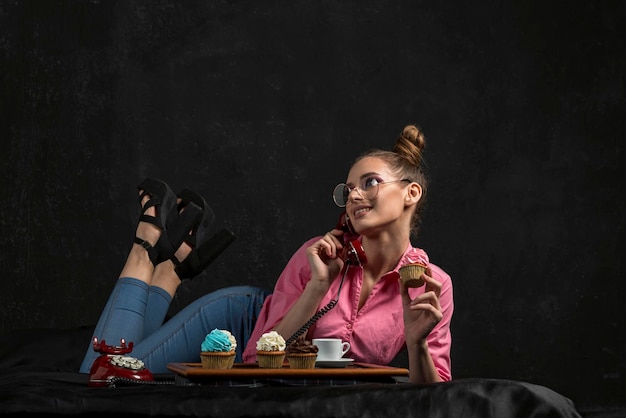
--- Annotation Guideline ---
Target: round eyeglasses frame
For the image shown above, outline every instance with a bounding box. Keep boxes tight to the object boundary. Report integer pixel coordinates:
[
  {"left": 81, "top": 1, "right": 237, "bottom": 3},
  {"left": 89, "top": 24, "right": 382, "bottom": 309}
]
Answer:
[{"left": 332, "top": 179, "right": 411, "bottom": 207}]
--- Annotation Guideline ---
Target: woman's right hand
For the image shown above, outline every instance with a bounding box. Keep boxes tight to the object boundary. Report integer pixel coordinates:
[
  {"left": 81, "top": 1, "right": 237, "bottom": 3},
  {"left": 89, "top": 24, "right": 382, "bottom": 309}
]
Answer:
[
  {"left": 272, "top": 230, "right": 346, "bottom": 340},
  {"left": 305, "top": 229, "right": 345, "bottom": 287}
]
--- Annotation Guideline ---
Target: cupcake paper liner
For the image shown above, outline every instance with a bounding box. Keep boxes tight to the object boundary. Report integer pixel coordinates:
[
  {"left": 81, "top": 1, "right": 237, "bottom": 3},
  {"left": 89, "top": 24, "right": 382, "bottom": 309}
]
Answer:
[
  {"left": 200, "top": 351, "right": 236, "bottom": 369},
  {"left": 399, "top": 263, "right": 427, "bottom": 288},
  {"left": 287, "top": 353, "right": 318, "bottom": 369},
  {"left": 256, "top": 351, "right": 286, "bottom": 368}
]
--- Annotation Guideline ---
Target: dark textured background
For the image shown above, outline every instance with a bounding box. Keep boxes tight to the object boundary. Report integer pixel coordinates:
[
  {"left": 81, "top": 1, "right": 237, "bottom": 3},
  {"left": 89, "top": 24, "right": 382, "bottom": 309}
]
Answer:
[{"left": 1, "top": 0, "right": 624, "bottom": 410}]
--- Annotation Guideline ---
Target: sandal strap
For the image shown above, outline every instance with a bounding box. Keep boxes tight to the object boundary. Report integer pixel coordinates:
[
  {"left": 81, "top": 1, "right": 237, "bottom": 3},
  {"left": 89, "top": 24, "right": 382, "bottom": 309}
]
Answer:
[
  {"left": 135, "top": 178, "right": 183, "bottom": 266},
  {"left": 137, "top": 193, "right": 165, "bottom": 230},
  {"left": 176, "top": 188, "right": 216, "bottom": 249},
  {"left": 134, "top": 237, "right": 159, "bottom": 265},
  {"left": 154, "top": 202, "right": 203, "bottom": 265}
]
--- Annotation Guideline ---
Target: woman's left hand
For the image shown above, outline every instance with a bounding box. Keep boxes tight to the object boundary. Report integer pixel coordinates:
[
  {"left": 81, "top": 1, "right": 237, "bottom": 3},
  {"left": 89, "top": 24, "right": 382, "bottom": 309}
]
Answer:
[{"left": 399, "top": 268, "right": 443, "bottom": 347}]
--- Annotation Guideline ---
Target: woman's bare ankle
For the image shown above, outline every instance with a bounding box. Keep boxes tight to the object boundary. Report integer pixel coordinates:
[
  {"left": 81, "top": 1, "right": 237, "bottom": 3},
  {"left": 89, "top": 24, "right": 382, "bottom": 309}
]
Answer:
[
  {"left": 119, "top": 191, "right": 163, "bottom": 283},
  {"left": 118, "top": 244, "right": 155, "bottom": 284},
  {"left": 152, "top": 261, "right": 181, "bottom": 298}
]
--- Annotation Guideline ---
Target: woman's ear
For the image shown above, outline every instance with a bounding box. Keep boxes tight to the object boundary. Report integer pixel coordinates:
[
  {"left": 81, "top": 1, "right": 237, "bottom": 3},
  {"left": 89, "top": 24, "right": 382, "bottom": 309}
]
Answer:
[{"left": 405, "top": 182, "right": 423, "bottom": 206}]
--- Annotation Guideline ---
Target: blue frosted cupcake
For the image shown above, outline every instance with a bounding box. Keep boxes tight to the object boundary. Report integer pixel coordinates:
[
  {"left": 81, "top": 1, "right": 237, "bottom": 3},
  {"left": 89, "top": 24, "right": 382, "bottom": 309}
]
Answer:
[{"left": 200, "top": 329, "right": 237, "bottom": 369}]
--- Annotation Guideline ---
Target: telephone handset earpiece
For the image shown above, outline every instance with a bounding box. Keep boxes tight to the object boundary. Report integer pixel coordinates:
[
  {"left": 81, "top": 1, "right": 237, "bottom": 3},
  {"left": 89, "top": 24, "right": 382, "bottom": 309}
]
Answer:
[
  {"left": 336, "top": 211, "right": 356, "bottom": 236},
  {"left": 335, "top": 212, "right": 367, "bottom": 266}
]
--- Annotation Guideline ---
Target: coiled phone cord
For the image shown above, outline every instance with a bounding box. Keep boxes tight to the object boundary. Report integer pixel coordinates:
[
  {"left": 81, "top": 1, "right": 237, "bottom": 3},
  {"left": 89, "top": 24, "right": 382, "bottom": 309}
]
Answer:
[
  {"left": 284, "top": 261, "right": 352, "bottom": 346},
  {"left": 107, "top": 376, "right": 175, "bottom": 387}
]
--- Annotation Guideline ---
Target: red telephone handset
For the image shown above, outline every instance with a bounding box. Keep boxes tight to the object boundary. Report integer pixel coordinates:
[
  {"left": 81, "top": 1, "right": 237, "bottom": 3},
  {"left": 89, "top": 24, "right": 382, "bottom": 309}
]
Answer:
[
  {"left": 88, "top": 337, "right": 154, "bottom": 387},
  {"left": 335, "top": 211, "right": 356, "bottom": 236},
  {"left": 335, "top": 212, "right": 367, "bottom": 266},
  {"left": 285, "top": 212, "right": 367, "bottom": 345}
]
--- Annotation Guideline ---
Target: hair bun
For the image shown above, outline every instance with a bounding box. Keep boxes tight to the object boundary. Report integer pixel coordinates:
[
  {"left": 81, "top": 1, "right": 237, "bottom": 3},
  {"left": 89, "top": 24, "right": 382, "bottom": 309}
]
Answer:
[
  {"left": 402, "top": 125, "right": 425, "bottom": 150},
  {"left": 394, "top": 124, "right": 425, "bottom": 167}
]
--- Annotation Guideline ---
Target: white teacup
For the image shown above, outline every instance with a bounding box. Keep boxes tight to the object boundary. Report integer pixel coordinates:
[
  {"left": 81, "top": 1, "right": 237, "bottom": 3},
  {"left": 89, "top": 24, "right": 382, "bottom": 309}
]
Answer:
[{"left": 312, "top": 338, "right": 351, "bottom": 361}]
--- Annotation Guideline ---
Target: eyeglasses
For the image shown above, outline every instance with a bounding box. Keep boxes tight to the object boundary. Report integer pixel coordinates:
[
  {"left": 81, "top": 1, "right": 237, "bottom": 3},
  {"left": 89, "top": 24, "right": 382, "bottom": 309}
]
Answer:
[{"left": 332, "top": 178, "right": 411, "bottom": 207}]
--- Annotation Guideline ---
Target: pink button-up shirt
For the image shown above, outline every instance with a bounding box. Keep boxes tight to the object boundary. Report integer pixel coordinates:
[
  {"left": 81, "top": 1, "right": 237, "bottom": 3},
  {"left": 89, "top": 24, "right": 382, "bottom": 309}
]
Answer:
[{"left": 242, "top": 237, "right": 454, "bottom": 381}]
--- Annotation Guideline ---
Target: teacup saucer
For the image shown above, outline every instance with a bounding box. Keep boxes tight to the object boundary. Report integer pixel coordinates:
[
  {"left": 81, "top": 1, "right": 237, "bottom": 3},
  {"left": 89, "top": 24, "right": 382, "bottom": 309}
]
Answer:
[{"left": 315, "top": 358, "right": 354, "bottom": 368}]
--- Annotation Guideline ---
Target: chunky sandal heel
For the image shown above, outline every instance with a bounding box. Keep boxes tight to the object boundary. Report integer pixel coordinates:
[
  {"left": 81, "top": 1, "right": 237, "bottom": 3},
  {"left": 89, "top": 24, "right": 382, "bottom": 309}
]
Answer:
[
  {"left": 175, "top": 228, "right": 236, "bottom": 280},
  {"left": 176, "top": 188, "right": 216, "bottom": 249},
  {"left": 157, "top": 200, "right": 203, "bottom": 264},
  {"left": 171, "top": 188, "right": 234, "bottom": 280}
]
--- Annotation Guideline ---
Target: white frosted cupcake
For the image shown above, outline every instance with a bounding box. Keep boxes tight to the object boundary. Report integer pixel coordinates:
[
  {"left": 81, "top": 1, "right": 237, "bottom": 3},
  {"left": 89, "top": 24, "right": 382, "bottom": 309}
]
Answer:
[{"left": 255, "top": 331, "right": 286, "bottom": 368}]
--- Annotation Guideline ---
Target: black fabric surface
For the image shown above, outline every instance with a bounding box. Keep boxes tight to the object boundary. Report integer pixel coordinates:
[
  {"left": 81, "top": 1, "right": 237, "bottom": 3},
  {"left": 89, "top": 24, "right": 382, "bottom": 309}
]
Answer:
[
  {"left": 0, "top": 326, "right": 585, "bottom": 417},
  {"left": 0, "top": 325, "right": 93, "bottom": 373}
]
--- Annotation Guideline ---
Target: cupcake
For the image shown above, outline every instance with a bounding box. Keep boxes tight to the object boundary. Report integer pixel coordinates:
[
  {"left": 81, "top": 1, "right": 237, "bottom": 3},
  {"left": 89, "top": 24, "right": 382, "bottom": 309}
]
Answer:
[
  {"left": 398, "top": 262, "right": 428, "bottom": 288},
  {"left": 200, "top": 329, "right": 237, "bottom": 369},
  {"left": 255, "top": 331, "right": 286, "bottom": 368},
  {"left": 286, "top": 336, "right": 318, "bottom": 369}
]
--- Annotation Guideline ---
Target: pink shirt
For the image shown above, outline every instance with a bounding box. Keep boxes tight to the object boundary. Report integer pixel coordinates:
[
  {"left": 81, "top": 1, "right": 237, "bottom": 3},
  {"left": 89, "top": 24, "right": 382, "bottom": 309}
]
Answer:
[{"left": 242, "top": 237, "right": 454, "bottom": 381}]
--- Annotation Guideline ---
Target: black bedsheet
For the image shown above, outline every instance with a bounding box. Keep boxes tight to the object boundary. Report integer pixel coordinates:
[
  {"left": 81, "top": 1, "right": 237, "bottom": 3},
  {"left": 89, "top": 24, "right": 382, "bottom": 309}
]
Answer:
[{"left": 0, "top": 326, "right": 584, "bottom": 417}]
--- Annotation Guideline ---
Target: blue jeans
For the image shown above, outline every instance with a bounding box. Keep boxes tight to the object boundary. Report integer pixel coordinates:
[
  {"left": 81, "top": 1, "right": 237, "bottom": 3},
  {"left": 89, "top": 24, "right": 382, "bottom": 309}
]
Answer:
[{"left": 79, "top": 277, "right": 271, "bottom": 374}]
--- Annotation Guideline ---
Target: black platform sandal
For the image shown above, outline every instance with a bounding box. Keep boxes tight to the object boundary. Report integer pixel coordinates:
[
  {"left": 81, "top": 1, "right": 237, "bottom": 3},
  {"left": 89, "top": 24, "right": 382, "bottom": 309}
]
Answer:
[
  {"left": 133, "top": 179, "right": 203, "bottom": 266},
  {"left": 171, "top": 188, "right": 235, "bottom": 279},
  {"left": 175, "top": 188, "right": 216, "bottom": 250},
  {"left": 175, "top": 228, "right": 236, "bottom": 280}
]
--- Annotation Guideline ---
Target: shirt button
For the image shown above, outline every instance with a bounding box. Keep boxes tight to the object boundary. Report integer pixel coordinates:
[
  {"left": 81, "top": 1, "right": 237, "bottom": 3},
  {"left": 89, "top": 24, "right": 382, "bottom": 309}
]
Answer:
[{"left": 346, "top": 323, "right": 352, "bottom": 329}]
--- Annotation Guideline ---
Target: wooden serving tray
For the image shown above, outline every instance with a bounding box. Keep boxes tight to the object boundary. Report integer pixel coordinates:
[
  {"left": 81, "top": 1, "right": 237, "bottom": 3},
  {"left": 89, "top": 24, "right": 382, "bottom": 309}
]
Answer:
[{"left": 167, "top": 362, "right": 409, "bottom": 379}]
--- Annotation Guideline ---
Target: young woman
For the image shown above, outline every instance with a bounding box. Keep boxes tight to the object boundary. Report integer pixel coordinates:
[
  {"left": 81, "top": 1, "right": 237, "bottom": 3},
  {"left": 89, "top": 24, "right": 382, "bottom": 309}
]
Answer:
[{"left": 80, "top": 124, "right": 453, "bottom": 384}]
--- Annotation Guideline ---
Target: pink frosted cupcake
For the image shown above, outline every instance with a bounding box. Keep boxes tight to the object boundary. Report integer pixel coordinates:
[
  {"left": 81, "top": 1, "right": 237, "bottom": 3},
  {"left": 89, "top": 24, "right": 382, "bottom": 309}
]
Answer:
[
  {"left": 398, "top": 252, "right": 429, "bottom": 288},
  {"left": 398, "top": 263, "right": 428, "bottom": 288}
]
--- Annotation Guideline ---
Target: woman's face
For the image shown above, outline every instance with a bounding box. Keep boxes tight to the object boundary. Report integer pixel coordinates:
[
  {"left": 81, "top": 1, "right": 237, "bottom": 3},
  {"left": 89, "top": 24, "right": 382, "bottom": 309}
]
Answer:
[{"left": 344, "top": 156, "right": 411, "bottom": 235}]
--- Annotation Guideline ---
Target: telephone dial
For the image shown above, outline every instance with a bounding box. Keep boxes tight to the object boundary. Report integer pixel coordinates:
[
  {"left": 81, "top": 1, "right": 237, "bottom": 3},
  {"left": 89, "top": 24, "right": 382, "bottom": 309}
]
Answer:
[
  {"left": 285, "top": 212, "right": 367, "bottom": 345},
  {"left": 88, "top": 337, "right": 154, "bottom": 387}
]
